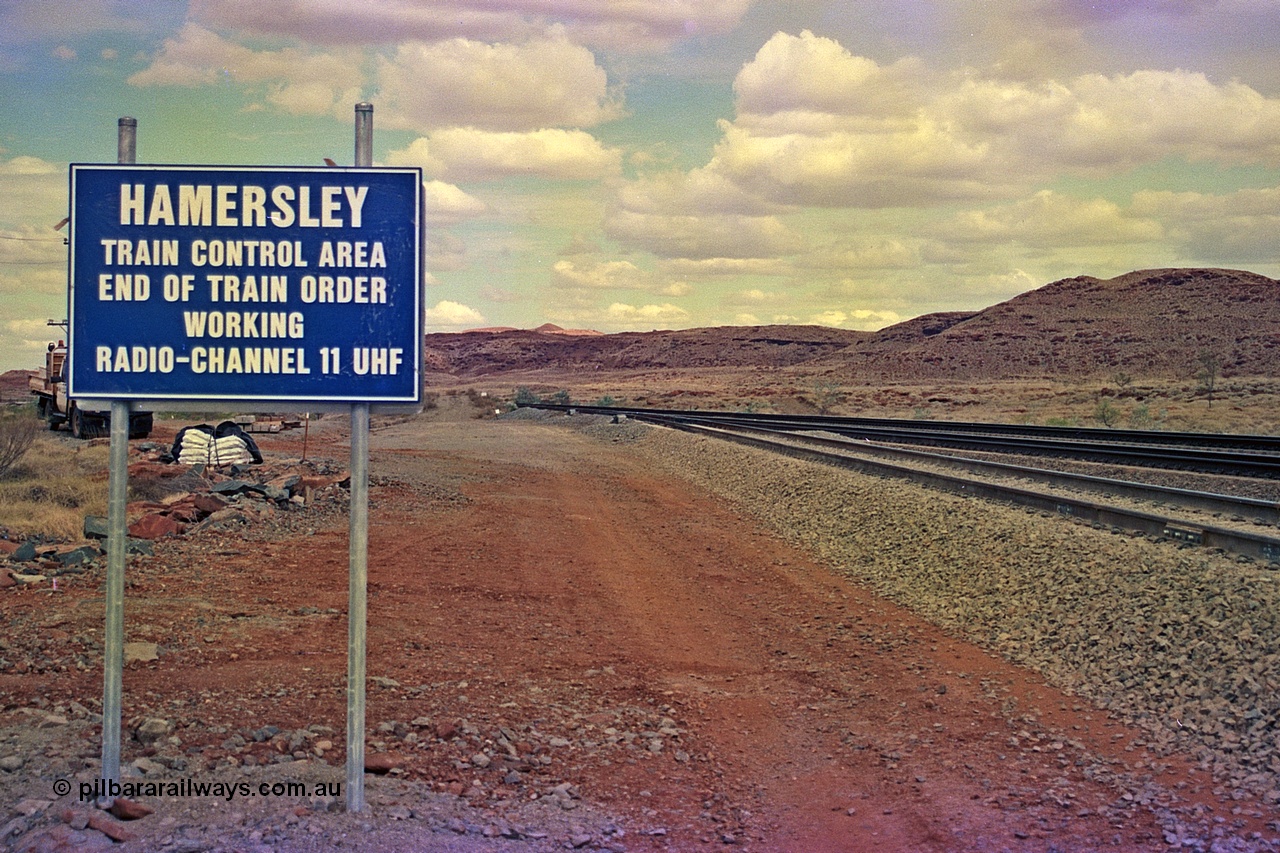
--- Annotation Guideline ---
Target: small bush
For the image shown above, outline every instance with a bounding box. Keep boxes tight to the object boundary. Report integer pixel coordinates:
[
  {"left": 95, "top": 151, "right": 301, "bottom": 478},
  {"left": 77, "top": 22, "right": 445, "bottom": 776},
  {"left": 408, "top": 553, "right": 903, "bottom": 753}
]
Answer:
[
  {"left": 0, "top": 412, "right": 38, "bottom": 479},
  {"left": 0, "top": 435, "right": 108, "bottom": 539},
  {"left": 1094, "top": 398, "right": 1121, "bottom": 428},
  {"left": 1128, "top": 404, "right": 1156, "bottom": 430}
]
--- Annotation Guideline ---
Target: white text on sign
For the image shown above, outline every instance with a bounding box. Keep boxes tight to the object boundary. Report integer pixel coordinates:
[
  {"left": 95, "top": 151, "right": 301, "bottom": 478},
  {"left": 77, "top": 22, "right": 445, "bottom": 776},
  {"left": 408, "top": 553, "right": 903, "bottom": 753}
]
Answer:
[{"left": 119, "top": 184, "right": 369, "bottom": 228}]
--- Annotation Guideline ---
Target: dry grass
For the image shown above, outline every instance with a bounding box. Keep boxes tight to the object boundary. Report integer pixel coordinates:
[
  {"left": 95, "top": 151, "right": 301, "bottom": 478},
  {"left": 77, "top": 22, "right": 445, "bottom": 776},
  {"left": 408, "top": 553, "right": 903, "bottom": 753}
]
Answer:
[
  {"left": 0, "top": 425, "right": 108, "bottom": 540},
  {"left": 0, "top": 410, "right": 38, "bottom": 477}
]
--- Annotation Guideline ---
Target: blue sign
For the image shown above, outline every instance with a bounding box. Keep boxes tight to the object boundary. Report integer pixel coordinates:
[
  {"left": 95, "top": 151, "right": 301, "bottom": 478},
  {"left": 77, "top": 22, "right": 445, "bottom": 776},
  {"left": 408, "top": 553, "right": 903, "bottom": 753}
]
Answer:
[{"left": 67, "top": 165, "right": 422, "bottom": 404}]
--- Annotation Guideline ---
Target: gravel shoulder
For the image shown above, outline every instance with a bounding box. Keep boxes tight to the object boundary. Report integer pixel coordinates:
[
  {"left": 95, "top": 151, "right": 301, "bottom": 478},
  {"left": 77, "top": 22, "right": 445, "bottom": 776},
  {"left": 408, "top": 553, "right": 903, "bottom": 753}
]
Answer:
[{"left": 628, "top": 416, "right": 1280, "bottom": 840}]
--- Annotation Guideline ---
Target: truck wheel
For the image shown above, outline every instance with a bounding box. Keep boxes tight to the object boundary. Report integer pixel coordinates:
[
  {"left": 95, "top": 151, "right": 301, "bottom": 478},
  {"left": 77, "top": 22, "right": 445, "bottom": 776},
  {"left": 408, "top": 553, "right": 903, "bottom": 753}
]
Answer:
[
  {"left": 70, "top": 404, "right": 88, "bottom": 439},
  {"left": 129, "top": 414, "right": 153, "bottom": 440},
  {"left": 36, "top": 398, "right": 56, "bottom": 429}
]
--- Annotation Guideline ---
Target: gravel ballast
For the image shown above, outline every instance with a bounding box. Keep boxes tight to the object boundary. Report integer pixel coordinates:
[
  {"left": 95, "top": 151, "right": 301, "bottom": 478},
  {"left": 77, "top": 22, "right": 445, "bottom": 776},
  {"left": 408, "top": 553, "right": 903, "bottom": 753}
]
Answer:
[{"left": 629, "top": 421, "right": 1280, "bottom": 806}]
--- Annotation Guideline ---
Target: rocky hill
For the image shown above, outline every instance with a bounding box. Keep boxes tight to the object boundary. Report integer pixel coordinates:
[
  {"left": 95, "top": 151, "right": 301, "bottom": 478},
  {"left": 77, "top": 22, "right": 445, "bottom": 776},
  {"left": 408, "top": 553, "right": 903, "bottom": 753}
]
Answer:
[
  {"left": 835, "top": 268, "right": 1279, "bottom": 381},
  {"left": 425, "top": 324, "right": 864, "bottom": 376},
  {"left": 0, "top": 370, "right": 34, "bottom": 404},
  {"left": 424, "top": 268, "right": 1279, "bottom": 382}
]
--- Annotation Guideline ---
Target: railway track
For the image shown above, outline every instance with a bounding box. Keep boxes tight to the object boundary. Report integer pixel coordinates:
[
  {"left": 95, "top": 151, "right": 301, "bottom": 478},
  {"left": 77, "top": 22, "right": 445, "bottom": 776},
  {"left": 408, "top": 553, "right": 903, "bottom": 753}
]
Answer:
[
  {"left": 529, "top": 403, "right": 1280, "bottom": 563},
  {"left": 576, "top": 407, "right": 1280, "bottom": 478}
]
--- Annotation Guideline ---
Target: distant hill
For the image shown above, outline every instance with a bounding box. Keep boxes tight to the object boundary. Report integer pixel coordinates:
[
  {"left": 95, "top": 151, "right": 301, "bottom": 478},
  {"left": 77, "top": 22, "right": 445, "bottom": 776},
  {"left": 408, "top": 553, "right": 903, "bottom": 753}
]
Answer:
[
  {"left": 426, "top": 323, "right": 863, "bottom": 375},
  {"left": 425, "top": 269, "right": 1280, "bottom": 382},
  {"left": 0, "top": 369, "right": 34, "bottom": 404},
  {"left": 831, "top": 268, "right": 1279, "bottom": 380},
  {"left": 463, "top": 323, "right": 605, "bottom": 337}
]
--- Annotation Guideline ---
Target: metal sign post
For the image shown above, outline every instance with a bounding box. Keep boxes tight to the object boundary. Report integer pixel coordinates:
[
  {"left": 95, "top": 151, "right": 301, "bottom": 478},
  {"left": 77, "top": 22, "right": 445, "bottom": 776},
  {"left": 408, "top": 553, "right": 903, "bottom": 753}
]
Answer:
[
  {"left": 345, "top": 101, "right": 373, "bottom": 814},
  {"left": 99, "top": 116, "right": 135, "bottom": 795}
]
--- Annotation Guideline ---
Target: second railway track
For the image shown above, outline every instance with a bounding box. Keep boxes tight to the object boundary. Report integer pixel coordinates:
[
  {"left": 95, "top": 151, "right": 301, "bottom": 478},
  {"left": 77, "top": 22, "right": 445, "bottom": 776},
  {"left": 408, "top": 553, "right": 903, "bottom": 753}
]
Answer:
[{"left": 531, "top": 403, "right": 1280, "bottom": 563}]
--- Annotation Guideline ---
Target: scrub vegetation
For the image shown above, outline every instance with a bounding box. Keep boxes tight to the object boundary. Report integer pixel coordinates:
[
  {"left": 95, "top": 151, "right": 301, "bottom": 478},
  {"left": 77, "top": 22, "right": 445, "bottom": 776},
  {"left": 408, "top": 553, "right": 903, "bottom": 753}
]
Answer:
[{"left": 0, "top": 416, "right": 107, "bottom": 539}]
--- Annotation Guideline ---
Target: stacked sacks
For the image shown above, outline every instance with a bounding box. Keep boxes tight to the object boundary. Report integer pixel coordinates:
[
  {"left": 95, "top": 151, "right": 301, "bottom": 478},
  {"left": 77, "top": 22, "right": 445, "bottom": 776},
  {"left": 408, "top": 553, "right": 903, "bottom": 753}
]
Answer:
[{"left": 172, "top": 421, "right": 263, "bottom": 467}]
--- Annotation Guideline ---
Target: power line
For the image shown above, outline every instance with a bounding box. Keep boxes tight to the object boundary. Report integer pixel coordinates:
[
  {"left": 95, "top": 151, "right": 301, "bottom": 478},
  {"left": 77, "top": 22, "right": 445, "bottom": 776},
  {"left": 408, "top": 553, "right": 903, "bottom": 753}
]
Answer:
[{"left": 0, "top": 233, "right": 64, "bottom": 242}]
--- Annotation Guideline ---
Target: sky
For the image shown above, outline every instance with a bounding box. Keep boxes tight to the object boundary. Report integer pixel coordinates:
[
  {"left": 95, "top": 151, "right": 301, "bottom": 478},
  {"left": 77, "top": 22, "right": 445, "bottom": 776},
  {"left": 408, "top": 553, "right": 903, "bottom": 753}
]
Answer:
[{"left": 2, "top": 0, "right": 1280, "bottom": 372}]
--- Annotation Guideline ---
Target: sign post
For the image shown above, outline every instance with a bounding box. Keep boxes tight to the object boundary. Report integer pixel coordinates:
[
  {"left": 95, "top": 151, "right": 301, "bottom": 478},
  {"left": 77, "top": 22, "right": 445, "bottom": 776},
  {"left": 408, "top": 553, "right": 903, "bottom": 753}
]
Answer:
[
  {"left": 72, "top": 107, "right": 421, "bottom": 813},
  {"left": 346, "top": 101, "right": 374, "bottom": 814},
  {"left": 99, "top": 116, "right": 136, "bottom": 797}
]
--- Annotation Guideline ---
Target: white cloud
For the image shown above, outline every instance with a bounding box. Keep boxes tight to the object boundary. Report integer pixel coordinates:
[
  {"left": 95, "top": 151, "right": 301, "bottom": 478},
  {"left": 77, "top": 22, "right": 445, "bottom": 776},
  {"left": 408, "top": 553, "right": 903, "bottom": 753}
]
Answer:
[
  {"left": 192, "top": 0, "right": 752, "bottom": 53},
  {"left": 0, "top": 156, "right": 58, "bottom": 176},
  {"left": 552, "top": 259, "right": 644, "bottom": 291},
  {"left": 606, "top": 166, "right": 801, "bottom": 263},
  {"left": 808, "top": 308, "right": 902, "bottom": 330},
  {"left": 1131, "top": 185, "right": 1280, "bottom": 262},
  {"left": 387, "top": 129, "right": 622, "bottom": 182},
  {"left": 0, "top": 227, "right": 66, "bottom": 268},
  {"left": 0, "top": 265, "right": 66, "bottom": 297},
  {"left": 0, "top": 158, "right": 67, "bottom": 233},
  {"left": 426, "top": 299, "right": 485, "bottom": 328},
  {"left": 800, "top": 238, "right": 918, "bottom": 271},
  {"left": 377, "top": 35, "right": 623, "bottom": 133},
  {"left": 128, "top": 24, "right": 364, "bottom": 118},
  {"left": 935, "top": 190, "right": 1163, "bottom": 248},
  {"left": 733, "top": 30, "right": 924, "bottom": 123},
  {"left": 605, "top": 208, "right": 803, "bottom": 261},
  {"left": 603, "top": 302, "right": 691, "bottom": 327},
  {"left": 660, "top": 257, "right": 791, "bottom": 277},
  {"left": 733, "top": 288, "right": 782, "bottom": 305},
  {"left": 420, "top": 180, "right": 487, "bottom": 225},
  {"left": 617, "top": 168, "right": 783, "bottom": 218},
  {"left": 552, "top": 258, "right": 692, "bottom": 297},
  {"left": 1131, "top": 185, "right": 1280, "bottom": 220},
  {"left": 5, "top": 318, "right": 56, "bottom": 337},
  {"left": 707, "top": 31, "right": 1280, "bottom": 209}
]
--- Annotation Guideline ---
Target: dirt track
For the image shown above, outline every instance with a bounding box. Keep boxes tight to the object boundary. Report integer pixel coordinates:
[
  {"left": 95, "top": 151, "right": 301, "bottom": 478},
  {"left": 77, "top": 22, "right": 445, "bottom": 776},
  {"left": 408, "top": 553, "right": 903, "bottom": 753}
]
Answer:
[{"left": 2, "top": 409, "right": 1278, "bottom": 851}]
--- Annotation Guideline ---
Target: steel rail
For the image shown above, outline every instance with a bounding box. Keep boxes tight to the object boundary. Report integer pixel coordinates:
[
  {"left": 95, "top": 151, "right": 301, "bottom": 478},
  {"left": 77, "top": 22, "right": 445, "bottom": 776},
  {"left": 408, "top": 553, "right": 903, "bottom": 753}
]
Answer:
[
  {"left": 538, "top": 403, "right": 1280, "bottom": 452},
  {"left": 658, "top": 416, "right": 1280, "bottom": 524},
  {"left": 628, "top": 416, "right": 1280, "bottom": 564},
  {"left": 672, "top": 415, "right": 1280, "bottom": 478},
  {"left": 532, "top": 404, "right": 1280, "bottom": 478}
]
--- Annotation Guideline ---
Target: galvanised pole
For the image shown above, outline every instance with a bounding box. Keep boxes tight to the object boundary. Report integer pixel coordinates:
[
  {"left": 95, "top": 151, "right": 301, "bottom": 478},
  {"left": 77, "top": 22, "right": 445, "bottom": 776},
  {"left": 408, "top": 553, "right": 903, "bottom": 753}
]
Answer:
[
  {"left": 100, "top": 116, "right": 136, "bottom": 797},
  {"left": 345, "top": 101, "right": 373, "bottom": 814}
]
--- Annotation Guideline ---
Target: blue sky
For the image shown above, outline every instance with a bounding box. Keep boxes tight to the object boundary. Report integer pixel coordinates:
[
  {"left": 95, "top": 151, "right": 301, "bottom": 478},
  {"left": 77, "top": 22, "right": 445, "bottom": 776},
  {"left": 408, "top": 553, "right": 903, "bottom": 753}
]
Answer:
[{"left": 2, "top": 0, "right": 1279, "bottom": 372}]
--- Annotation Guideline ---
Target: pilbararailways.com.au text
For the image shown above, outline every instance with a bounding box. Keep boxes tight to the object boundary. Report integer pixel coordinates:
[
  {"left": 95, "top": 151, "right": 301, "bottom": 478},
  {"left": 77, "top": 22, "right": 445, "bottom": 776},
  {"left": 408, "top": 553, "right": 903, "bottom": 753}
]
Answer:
[{"left": 66, "top": 777, "right": 342, "bottom": 803}]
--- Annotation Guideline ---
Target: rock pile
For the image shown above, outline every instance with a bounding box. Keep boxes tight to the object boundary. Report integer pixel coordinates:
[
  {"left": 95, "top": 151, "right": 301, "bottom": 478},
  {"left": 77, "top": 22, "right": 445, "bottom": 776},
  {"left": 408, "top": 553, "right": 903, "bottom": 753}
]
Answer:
[{"left": 3, "top": 439, "right": 350, "bottom": 592}]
